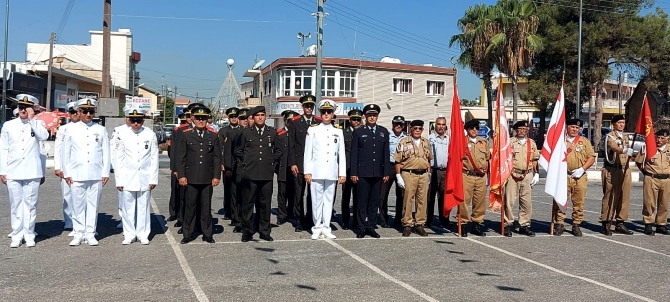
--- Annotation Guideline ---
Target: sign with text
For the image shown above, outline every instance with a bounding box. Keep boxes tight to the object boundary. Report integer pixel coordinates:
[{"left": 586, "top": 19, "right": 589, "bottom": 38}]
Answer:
[
  {"left": 77, "top": 92, "right": 99, "bottom": 100},
  {"left": 125, "top": 96, "right": 152, "bottom": 114},
  {"left": 56, "top": 94, "right": 71, "bottom": 109},
  {"left": 274, "top": 101, "right": 304, "bottom": 115}
]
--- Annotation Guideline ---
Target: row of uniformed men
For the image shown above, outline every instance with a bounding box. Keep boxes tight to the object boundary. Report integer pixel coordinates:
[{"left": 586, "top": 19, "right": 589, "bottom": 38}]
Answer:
[{"left": 0, "top": 94, "right": 159, "bottom": 248}]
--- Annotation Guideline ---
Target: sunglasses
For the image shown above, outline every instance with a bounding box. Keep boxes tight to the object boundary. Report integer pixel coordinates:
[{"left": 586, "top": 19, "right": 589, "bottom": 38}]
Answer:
[
  {"left": 321, "top": 109, "right": 334, "bottom": 115},
  {"left": 303, "top": 104, "right": 315, "bottom": 109},
  {"left": 129, "top": 118, "right": 144, "bottom": 124},
  {"left": 18, "top": 104, "right": 30, "bottom": 110},
  {"left": 194, "top": 116, "right": 208, "bottom": 120},
  {"left": 350, "top": 118, "right": 361, "bottom": 122},
  {"left": 413, "top": 127, "right": 424, "bottom": 131},
  {"left": 467, "top": 126, "right": 478, "bottom": 130},
  {"left": 81, "top": 109, "right": 95, "bottom": 115},
  {"left": 68, "top": 109, "right": 77, "bottom": 114}
]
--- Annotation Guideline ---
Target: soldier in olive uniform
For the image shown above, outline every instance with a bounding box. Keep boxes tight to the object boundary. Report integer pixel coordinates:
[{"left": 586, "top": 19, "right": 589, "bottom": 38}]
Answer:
[
  {"left": 394, "top": 120, "right": 433, "bottom": 237},
  {"left": 168, "top": 111, "right": 191, "bottom": 225},
  {"left": 177, "top": 107, "right": 222, "bottom": 244},
  {"left": 600, "top": 114, "right": 634, "bottom": 235},
  {"left": 341, "top": 108, "right": 362, "bottom": 230},
  {"left": 635, "top": 129, "right": 670, "bottom": 235},
  {"left": 276, "top": 110, "right": 298, "bottom": 225},
  {"left": 554, "top": 119, "right": 595, "bottom": 236},
  {"left": 228, "top": 108, "right": 248, "bottom": 233},
  {"left": 504, "top": 120, "right": 540, "bottom": 237},
  {"left": 234, "top": 106, "right": 282, "bottom": 242},
  {"left": 217, "top": 107, "right": 240, "bottom": 220},
  {"left": 459, "top": 119, "right": 490, "bottom": 237}
]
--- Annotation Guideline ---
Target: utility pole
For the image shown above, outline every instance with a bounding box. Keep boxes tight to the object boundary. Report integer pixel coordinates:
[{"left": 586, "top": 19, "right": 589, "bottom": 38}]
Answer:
[
  {"left": 314, "top": 0, "right": 325, "bottom": 103},
  {"left": 576, "top": 0, "right": 583, "bottom": 119},
  {"left": 174, "top": 85, "right": 177, "bottom": 124},
  {"left": 101, "top": 0, "right": 111, "bottom": 98},
  {"left": 161, "top": 85, "right": 166, "bottom": 124},
  {"left": 45, "top": 32, "right": 55, "bottom": 111},
  {"left": 617, "top": 71, "right": 622, "bottom": 114},
  {"left": 2, "top": 0, "right": 10, "bottom": 123}
]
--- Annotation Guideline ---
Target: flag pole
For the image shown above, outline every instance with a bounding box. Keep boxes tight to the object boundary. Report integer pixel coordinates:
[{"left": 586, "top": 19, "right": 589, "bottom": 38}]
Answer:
[
  {"left": 550, "top": 200, "right": 556, "bottom": 235},
  {"left": 501, "top": 192, "right": 506, "bottom": 235},
  {"left": 457, "top": 208, "right": 462, "bottom": 237}
]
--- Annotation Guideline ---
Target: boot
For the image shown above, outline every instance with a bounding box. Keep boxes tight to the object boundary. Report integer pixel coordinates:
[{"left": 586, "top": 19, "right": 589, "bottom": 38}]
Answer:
[
  {"left": 415, "top": 226, "right": 428, "bottom": 237},
  {"left": 614, "top": 223, "right": 633, "bottom": 235},
  {"left": 656, "top": 225, "right": 670, "bottom": 235},
  {"left": 601, "top": 222, "right": 612, "bottom": 236},
  {"left": 518, "top": 226, "right": 535, "bottom": 237},
  {"left": 459, "top": 222, "right": 468, "bottom": 237},
  {"left": 470, "top": 223, "right": 486, "bottom": 237},
  {"left": 572, "top": 224, "right": 582, "bottom": 237},
  {"left": 402, "top": 226, "right": 412, "bottom": 237},
  {"left": 503, "top": 225, "right": 512, "bottom": 237},
  {"left": 644, "top": 224, "right": 655, "bottom": 236},
  {"left": 554, "top": 224, "right": 564, "bottom": 236}
]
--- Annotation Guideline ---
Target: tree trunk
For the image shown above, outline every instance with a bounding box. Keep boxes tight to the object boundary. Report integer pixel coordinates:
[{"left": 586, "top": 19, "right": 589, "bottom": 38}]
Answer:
[
  {"left": 510, "top": 75, "right": 519, "bottom": 124},
  {"left": 594, "top": 82, "right": 604, "bottom": 152},
  {"left": 624, "top": 77, "right": 647, "bottom": 132},
  {"left": 483, "top": 73, "right": 494, "bottom": 128}
]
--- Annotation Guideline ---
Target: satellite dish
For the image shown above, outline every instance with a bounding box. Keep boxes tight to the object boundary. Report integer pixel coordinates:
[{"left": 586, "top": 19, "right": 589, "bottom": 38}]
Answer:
[
  {"left": 226, "top": 58, "right": 235, "bottom": 67},
  {"left": 252, "top": 59, "right": 265, "bottom": 70}
]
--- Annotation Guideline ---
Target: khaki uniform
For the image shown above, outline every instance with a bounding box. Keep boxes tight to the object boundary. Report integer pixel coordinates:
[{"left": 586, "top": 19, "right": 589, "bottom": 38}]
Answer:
[
  {"left": 600, "top": 131, "right": 632, "bottom": 223},
  {"left": 459, "top": 136, "right": 490, "bottom": 223},
  {"left": 554, "top": 136, "right": 594, "bottom": 224},
  {"left": 504, "top": 137, "right": 539, "bottom": 227},
  {"left": 394, "top": 136, "right": 434, "bottom": 227},
  {"left": 636, "top": 144, "right": 670, "bottom": 226}
]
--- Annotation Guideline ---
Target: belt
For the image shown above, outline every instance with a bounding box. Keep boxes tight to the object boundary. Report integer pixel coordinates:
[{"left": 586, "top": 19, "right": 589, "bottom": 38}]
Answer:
[
  {"left": 462, "top": 169, "right": 485, "bottom": 177},
  {"left": 401, "top": 169, "right": 427, "bottom": 175},
  {"left": 433, "top": 167, "right": 446, "bottom": 171},
  {"left": 513, "top": 168, "right": 533, "bottom": 175},
  {"left": 643, "top": 172, "right": 670, "bottom": 179}
]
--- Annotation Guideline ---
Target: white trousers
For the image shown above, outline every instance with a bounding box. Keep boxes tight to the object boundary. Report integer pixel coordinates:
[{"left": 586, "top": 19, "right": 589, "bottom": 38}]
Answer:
[
  {"left": 7, "top": 179, "right": 40, "bottom": 242},
  {"left": 118, "top": 191, "right": 123, "bottom": 220},
  {"left": 70, "top": 180, "right": 102, "bottom": 238},
  {"left": 60, "top": 178, "right": 73, "bottom": 228},
  {"left": 120, "top": 190, "right": 152, "bottom": 240},
  {"left": 311, "top": 179, "right": 336, "bottom": 234}
]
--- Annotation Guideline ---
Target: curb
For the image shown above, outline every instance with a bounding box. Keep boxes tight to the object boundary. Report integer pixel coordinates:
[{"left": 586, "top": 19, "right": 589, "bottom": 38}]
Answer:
[{"left": 586, "top": 170, "right": 642, "bottom": 182}]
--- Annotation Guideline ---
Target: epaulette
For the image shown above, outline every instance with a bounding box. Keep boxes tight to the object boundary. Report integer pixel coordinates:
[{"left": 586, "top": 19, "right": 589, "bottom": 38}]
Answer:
[
  {"left": 206, "top": 126, "right": 217, "bottom": 134},
  {"left": 277, "top": 128, "right": 287, "bottom": 135},
  {"left": 177, "top": 124, "right": 190, "bottom": 130},
  {"left": 336, "top": 125, "right": 343, "bottom": 129},
  {"left": 292, "top": 115, "right": 302, "bottom": 121},
  {"left": 311, "top": 124, "right": 319, "bottom": 127},
  {"left": 182, "top": 127, "right": 193, "bottom": 133}
]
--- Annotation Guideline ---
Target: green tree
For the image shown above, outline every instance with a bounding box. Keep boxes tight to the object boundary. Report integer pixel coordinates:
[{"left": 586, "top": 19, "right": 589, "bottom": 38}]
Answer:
[{"left": 161, "top": 96, "right": 175, "bottom": 124}]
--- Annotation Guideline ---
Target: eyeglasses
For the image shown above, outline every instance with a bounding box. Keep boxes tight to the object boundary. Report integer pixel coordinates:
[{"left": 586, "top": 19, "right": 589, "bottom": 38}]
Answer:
[
  {"left": 413, "top": 127, "right": 424, "bottom": 131},
  {"left": 321, "top": 109, "right": 334, "bottom": 115},
  {"left": 194, "top": 116, "right": 208, "bottom": 120},
  {"left": 18, "top": 104, "right": 29, "bottom": 110},
  {"left": 303, "top": 104, "right": 315, "bottom": 109},
  {"left": 68, "top": 110, "right": 77, "bottom": 115},
  {"left": 467, "top": 126, "right": 478, "bottom": 130},
  {"left": 81, "top": 109, "right": 95, "bottom": 115},
  {"left": 129, "top": 118, "right": 144, "bottom": 124},
  {"left": 350, "top": 118, "right": 361, "bottom": 122}
]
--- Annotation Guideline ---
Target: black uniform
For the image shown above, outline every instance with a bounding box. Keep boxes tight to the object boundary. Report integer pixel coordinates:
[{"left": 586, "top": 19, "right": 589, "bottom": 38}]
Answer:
[
  {"left": 288, "top": 115, "right": 321, "bottom": 228},
  {"left": 177, "top": 127, "right": 222, "bottom": 240},
  {"left": 275, "top": 127, "right": 294, "bottom": 222},
  {"left": 169, "top": 123, "right": 190, "bottom": 223},
  {"left": 350, "top": 125, "right": 391, "bottom": 234},
  {"left": 234, "top": 125, "right": 282, "bottom": 237},
  {"left": 341, "top": 125, "right": 359, "bottom": 228},
  {"left": 218, "top": 124, "right": 241, "bottom": 220},
  {"left": 225, "top": 126, "right": 244, "bottom": 226}
]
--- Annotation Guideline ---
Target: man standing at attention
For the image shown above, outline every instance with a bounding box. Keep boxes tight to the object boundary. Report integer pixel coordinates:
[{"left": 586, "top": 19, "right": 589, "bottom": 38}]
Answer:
[
  {"left": 459, "top": 119, "right": 490, "bottom": 237},
  {"left": 504, "top": 120, "right": 539, "bottom": 237},
  {"left": 601, "top": 115, "right": 634, "bottom": 235},
  {"left": 340, "top": 108, "right": 363, "bottom": 230},
  {"left": 636, "top": 129, "right": 670, "bottom": 236},
  {"left": 54, "top": 101, "right": 79, "bottom": 234},
  {"left": 379, "top": 115, "right": 406, "bottom": 228},
  {"left": 276, "top": 110, "right": 298, "bottom": 225},
  {"left": 217, "top": 107, "right": 240, "bottom": 221},
  {"left": 426, "top": 115, "right": 450, "bottom": 229}
]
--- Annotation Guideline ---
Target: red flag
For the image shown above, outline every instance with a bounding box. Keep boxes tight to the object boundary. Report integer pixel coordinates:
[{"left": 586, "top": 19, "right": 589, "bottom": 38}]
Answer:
[
  {"left": 488, "top": 82, "right": 513, "bottom": 211},
  {"left": 444, "top": 83, "right": 465, "bottom": 214},
  {"left": 635, "top": 92, "right": 657, "bottom": 161}
]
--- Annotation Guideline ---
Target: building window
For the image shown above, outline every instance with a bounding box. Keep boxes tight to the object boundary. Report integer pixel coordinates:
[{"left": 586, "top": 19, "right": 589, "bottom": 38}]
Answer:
[
  {"left": 322, "top": 70, "right": 336, "bottom": 97},
  {"left": 282, "top": 70, "right": 291, "bottom": 96},
  {"left": 393, "top": 78, "right": 412, "bottom": 94},
  {"left": 611, "top": 90, "right": 618, "bottom": 99},
  {"left": 339, "top": 71, "right": 356, "bottom": 97},
  {"left": 264, "top": 79, "right": 272, "bottom": 96},
  {"left": 426, "top": 81, "right": 444, "bottom": 96},
  {"left": 294, "top": 70, "right": 312, "bottom": 96}
]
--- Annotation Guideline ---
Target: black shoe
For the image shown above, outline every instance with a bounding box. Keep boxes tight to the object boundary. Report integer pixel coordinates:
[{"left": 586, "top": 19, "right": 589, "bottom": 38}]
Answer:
[
  {"left": 202, "top": 236, "right": 215, "bottom": 243},
  {"left": 503, "top": 225, "right": 512, "bottom": 237},
  {"left": 294, "top": 225, "right": 303, "bottom": 232},
  {"left": 174, "top": 221, "right": 183, "bottom": 228},
  {"left": 614, "top": 223, "right": 633, "bottom": 235},
  {"left": 167, "top": 215, "right": 177, "bottom": 222},
  {"left": 356, "top": 232, "right": 365, "bottom": 239},
  {"left": 223, "top": 216, "right": 231, "bottom": 221},
  {"left": 365, "top": 230, "right": 381, "bottom": 238},
  {"left": 277, "top": 218, "right": 287, "bottom": 225},
  {"left": 656, "top": 225, "right": 669, "bottom": 235},
  {"left": 180, "top": 237, "right": 193, "bottom": 244},
  {"left": 233, "top": 226, "right": 243, "bottom": 233},
  {"left": 259, "top": 235, "right": 274, "bottom": 242},
  {"left": 554, "top": 224, "right": 564, "bottom": 236},
  {"left": 440, "top": 220, "right": 452, "bottom": 228},
  {"left": 177, "top": 228, "right": 183, "bottom": 234},
  {"left": 601, "top": 222, "right": 612, "bottom": 236},
  {"left": 241, "top": 234, "right": 252, "bottom": 242},
  {"left": 415, "top": 226, "right": 428, "bottom": 237},
  {"left": 644, "top": 224, "right": 655, "bottom": 236},
  {"left": 341, "top": 223, "right": 349, "bottom": 230},
  {"left": 470, "top": 223, "right": 486, "bottom": 237},
  {"left": 402, "top": 227, "right": 412, "bottom": 237},
  {"left": 518, "top": 226, "right": 535, "bottom": 237},
  {"left": 572, "top": 224, "right": 583, "bottom": 237},
  {"left": 380, "top": 222, "right": 390, "bottom": 228}
]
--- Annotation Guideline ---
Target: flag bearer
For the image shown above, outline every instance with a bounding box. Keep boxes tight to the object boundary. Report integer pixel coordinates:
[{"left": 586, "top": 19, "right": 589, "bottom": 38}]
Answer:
[
  {"left": 635, "top": 129, "right": 670, "bottom": 236},
  {"left": 459, "top": 119, "right": 490, "bottom": 237},
  {"left": 600, "top": 115, "right": 634, "bottom": 235},
  {"left": 504, "top": 120, "right": 539, "bottom": 237}
]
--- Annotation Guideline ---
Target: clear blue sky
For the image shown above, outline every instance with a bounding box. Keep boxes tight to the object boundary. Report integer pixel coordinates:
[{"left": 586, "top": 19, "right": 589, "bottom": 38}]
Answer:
[{"left": 9, "top": 0, "right": 665, "bottom": 103}]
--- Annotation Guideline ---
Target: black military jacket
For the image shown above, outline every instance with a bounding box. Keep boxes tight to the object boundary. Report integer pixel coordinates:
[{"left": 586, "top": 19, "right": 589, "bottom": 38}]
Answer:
[
  {"left": 344, "top": 126, "right": 356, "bottom": 174},
  {"left": 287, "top": 115, "right": 321, "bottom": 172},
  {"left": 218, "top": 124, "right": 241, "bottom": 172},
  {"left": 234, "top": 125, "right": 282, "bottom": 181},
  {"left": 275, "top": 127, "right": 289, "bottom": 182},
  {"left": 170, "top": 123, "right": 190, "bottom": 172},
  {"left": 177, "top": 127, "right": 222, "bottom": 184},
  {"left": 350, "top": 125, "right": 391, "bottom": 178}
]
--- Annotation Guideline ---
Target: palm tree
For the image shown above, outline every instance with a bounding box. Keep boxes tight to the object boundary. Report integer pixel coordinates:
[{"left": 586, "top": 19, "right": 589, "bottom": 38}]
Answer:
[
  {"left": 449, "top": 4, "right": 500, "bottom": 128},
  {"left": 487, "top": 0, "right": 543, "bottom": 123}
]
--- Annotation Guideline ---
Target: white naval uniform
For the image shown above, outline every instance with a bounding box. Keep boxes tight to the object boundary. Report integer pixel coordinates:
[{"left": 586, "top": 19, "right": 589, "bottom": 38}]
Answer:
[
  {"left": 0, "top": 118, "right": 48, "bottom": 243},
  {"left": 111, "top": 124, "right": 130, "bottom": 223},
  {"left": 114, "top": 126, "right": 158, "bottom": 241},
  {"left": 304, "top": 123, "right": 346, "bottom": 236},
  {"left": 62, "top": 121, "right": 110, "bottom": 240},
  {"left": 54, "top": 123, "right": 74, "bottom": 228}
]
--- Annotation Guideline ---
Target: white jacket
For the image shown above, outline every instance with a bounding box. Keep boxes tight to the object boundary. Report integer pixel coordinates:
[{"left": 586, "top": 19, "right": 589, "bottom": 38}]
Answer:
[
  {"left": 303, "top": 123, "right": 346, "bottom": 180},
  {"left": 113, "top": 126, "right": 158, "bottom": 191},
  {"left": 62, "top": 121, "right": 110, "bottom": 181},
  {"left": 54, "top": 122, "right": 72, "bottom": 171},
  {"left": 110, "top": 124, "right": 130, "bottom": 170},
  {"left": 0, "top": 118, "right": 48, "bottom": 180}
]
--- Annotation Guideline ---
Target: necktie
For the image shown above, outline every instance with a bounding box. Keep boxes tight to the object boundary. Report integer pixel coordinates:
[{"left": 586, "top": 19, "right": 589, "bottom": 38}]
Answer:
[
  {"left": 198, "top": 130, "right": 203, "bottom": 138},
  {"left": 258, "top": 128, "right": 262, "bottom": 136}
]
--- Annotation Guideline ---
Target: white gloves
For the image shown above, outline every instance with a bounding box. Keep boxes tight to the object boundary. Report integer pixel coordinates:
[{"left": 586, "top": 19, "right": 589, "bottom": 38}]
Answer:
[
  {"left": 396, "top": 174, "right": 405, "bottom": 189},
  {"left": 571, "top": 167, "right": 585, "bottom": 179},
  {"left": 531, "top": 173, "right": 540, "bottom": 186},
  {"left": 623, "top": 147, "right": 634, "bottom": 156}
]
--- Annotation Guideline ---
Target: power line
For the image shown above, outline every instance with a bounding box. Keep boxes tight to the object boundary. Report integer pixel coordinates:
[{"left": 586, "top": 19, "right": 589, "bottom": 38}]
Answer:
[
  {"left": 111, "top": 14, "right": 313, "bottom": 24},
  {"left": 55, "top": 0, "right": 76, "bottom": 37}
]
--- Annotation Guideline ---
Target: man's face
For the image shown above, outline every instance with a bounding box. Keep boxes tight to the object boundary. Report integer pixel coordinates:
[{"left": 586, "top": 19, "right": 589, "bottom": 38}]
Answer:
[
  {"left": 567, "top": 125, "right": 581, "bottom": 137},
  {"left": 656, "top": 134, "right": 668, "bottom": 147},
  {"left": 193, "top": 115, "right": 208, "bottom": 129},
  {"left": 515, "top": 126, "right": 528, "bottom": 138},
  {"left": 68, "top": 109, "right": 80, "bottom": 123},
  {"left": 129, "top": 117, "right": 144, "bottom": 131},
  {"left": 17, "top": 104, "right": 29, "bottom": 119},
  {"left": 365, "top": 113, "right": 378, "bottom": 125},
  {"left": 613, "top": 120, "right": 625, "bottom": 131},
  {"left": 303, "top": 103, "right": 314, "bottom": 116},
  {"left": 253, "top": 112, "right": 266, "bottom": 127},
  {"left": 239, "top": 118, "right": 249, "bottom": 127},
  {"left": 349, "top": 117, "right": 361, "bottom": 128},
  {"left": 207, "top": 118, "right": 213, "bottom": 124},
  {"left": 229, "top": 116, "right": 238, "bottom": 126},
  {"left": 247, "top": 115, "right": 253, "bottom": 126},
  {"left": 320, "top": 108, "right": 334, "bottom": 124},
  {"left": 125, "top": 117, "right": 131, "bottom": 126},
  {"left": 466, "top": 125, "right": 479, "bottom": 138},
  {"left": 78, "top": 108, "right": 95, "bottom": 123},
  {"left": 410, "top": 125, "right": 423, "bottom": 139},
  {"left": 185, "top": 115, "right": 192, "bottom": 124},
  {"left": 435, "top": 118, "right": 447, "bottom": 135},
  {"left": 392, "top": 122, "right": 404, "bottom": 133}
]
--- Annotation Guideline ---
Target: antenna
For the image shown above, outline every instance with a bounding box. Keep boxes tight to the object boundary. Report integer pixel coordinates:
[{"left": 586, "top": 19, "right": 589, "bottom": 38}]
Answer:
[
  {"left": 252, "top": 59, "right": 265, "bottom": 70},
  {"left": 297, "top": 32, "right": 311, "bottom": 56}
]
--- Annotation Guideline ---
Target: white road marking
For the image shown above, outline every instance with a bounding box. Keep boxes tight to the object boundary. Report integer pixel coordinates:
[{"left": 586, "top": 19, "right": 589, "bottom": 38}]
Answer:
[
  {"left": 150, "top": 197, "right": 209, "bottom": 302},
  {"left": 533, "top": 200, "right": 601, "bottom": 214},
  {"left": 467, "top": 238, "right": 657, "bottom": 302},
  {"left": 325, "top": 239, "right": 440, "bottom": 302}
]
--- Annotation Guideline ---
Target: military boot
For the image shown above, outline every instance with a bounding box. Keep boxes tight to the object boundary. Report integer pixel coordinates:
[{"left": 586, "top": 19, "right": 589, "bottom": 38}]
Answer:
[
  {"left": 571, "top": 224, "right": 582, "bottom": 237},
  {"left": 614, "top": 223, "right": 633, "bottom": 235},
  {"left": 402, "top": 226, "right": 412, "bottom": 237},
  {"left": 518, "top": 226, "right": 535, "bottom": 237},
  {"left": 554, "top": 224, "right": 564, "bottom": 236},
  {"left": 601, "top": 222, "right": 612, "bottom": 236},
  {"left": 644, "top": 224, "right": 655, "bottom": 236},
  {"left": 470, "top": 223, "right": 486, "bottom": 237},
  {"left": 656, "top": 225, "right": 670, "bottom": 235},
  {"left": 503, "top": 225, "right": 512, "bottom": 237}
]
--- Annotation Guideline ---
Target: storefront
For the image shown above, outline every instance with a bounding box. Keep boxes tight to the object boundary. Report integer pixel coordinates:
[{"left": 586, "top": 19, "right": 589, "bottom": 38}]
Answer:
[{"left": 0, "top": 72, "right": 47, "bottom": 118}]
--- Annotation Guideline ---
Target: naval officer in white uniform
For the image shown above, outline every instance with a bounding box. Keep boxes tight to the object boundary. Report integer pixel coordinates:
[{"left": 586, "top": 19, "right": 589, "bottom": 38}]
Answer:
[
  {"left": 0, "top": 94, "right": 48, "bottom": 248},
  {"left": 62, "top": 98, "right": 110, "bottom": 246},
  {"left": 111, "top": 104, "right": 132, "bottom": 229},
  {"left": 54, "top": 101, "right": 79, "bottom": 233},
  {"left": 114, "top": 107, "right": 158, "bottom": 245},
  {"left": 304, "top": 99, "right": 346, "bottom": 240}
]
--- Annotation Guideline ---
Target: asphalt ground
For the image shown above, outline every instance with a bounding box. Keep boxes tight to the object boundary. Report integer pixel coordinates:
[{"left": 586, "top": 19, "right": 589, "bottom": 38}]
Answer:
[{"left": 1, "top": 154, "right": 669, "bottom": 301}]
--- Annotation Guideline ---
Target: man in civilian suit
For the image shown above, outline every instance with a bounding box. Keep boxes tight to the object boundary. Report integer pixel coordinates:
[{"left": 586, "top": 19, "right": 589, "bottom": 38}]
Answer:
[{"left": 350, "top": 104, "right": 391, "bottom": 238}]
